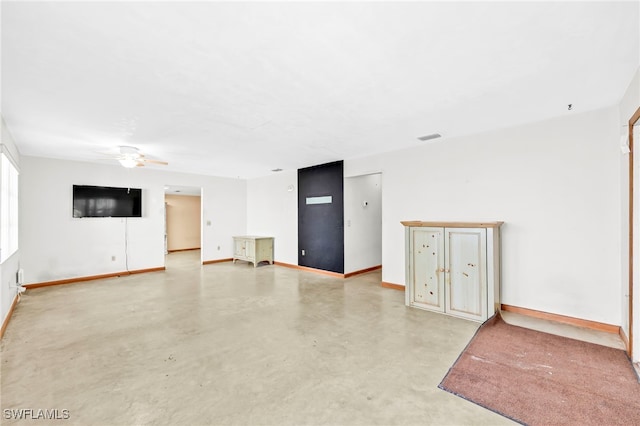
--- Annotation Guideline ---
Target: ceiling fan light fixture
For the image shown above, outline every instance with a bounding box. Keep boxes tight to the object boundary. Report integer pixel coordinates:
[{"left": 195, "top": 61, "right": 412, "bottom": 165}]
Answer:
[
  {"left": 110, "top": 145, "right": 167, "bottom": 168},
  {"left": 119, "top": 157, "right": 139, "bottom": 168}
]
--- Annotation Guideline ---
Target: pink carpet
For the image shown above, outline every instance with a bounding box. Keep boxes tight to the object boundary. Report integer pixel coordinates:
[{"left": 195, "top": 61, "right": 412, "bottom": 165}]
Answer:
[{"left": 439, "top": 314, "right": 640, "bottom": 425}]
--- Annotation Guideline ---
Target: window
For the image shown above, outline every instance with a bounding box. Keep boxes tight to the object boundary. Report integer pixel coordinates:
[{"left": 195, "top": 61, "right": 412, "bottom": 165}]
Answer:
[{"left": 1, "top": 151, "right": 19, "bottom": 263}]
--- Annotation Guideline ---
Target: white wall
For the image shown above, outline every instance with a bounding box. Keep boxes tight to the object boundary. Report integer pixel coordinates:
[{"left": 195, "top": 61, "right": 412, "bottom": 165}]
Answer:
[
  {"left": 1, "top": 115, "right": 21, "bottom": 329},
  {"left": 346, "top": 106, "right": 622, "bottom": 325},
  {"left": 201, "top": 178, "right": 247, "bottom": 262},
  {"left": 246, "top": 170, "right": 298, "bottom": 265},
  {"left": 20, "top": 156, "right": 246, "bottom": 284},
  {"left": 344, "top": 173, "right": 382, "bottom": 273},
  {"left": 15, "top": 102, "right": 625, "bottom": 329},
  {"left": 247, "top": 170, "right": 383, "bottom": 272}
]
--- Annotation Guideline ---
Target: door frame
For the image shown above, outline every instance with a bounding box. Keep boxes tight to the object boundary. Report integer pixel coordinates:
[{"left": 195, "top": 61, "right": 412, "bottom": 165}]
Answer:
[
  {"left": 163, "top": 185, "right": 203, "bottom": 265},
  {"left": 343, "top": 172, "right": 383, "bottom": 275},
  {"left": 628, "top": 107, "right": 640, "bottom": 359}
]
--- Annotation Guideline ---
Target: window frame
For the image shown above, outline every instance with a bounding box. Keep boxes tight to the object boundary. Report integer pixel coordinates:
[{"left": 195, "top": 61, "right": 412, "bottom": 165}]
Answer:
[{"left": 1, "top": 149, "right": 19, "bottom": 264}]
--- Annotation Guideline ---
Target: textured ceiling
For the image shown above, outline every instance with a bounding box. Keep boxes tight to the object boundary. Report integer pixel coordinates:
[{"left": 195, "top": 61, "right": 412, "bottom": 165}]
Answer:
[{"left": 2, "top": 1, "right": 639, "bottom": 178}]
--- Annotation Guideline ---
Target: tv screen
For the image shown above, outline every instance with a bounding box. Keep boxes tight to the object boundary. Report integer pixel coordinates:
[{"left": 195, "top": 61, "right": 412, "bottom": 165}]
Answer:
[{"left": 73, "top": 185, "right": 142, "bottom": 218}]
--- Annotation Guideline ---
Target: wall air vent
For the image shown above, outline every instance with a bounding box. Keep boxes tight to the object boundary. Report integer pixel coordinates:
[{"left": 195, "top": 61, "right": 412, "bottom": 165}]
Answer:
[{"left": 417, "top": 133, "right": 442, "bottom": 142}]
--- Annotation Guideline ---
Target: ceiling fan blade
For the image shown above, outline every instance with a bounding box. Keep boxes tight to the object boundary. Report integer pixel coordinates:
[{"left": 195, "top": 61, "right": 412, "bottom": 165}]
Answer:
[
  {"left": 96, "top": 146, "right": 167, "bottom": 167},
  {"left": 141, "top": 159, "right": 168, "bottom": 165}
]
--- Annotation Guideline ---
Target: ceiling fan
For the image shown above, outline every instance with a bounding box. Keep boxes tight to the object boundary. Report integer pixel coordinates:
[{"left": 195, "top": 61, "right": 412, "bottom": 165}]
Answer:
[{"left": 113, "top": 146, "right": 168, "bottom": 168}]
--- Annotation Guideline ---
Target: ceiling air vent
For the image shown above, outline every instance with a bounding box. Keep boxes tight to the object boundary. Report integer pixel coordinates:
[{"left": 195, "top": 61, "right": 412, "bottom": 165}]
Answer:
[{"left": 417, "top": 133, "right": 442, "bottom": 142}]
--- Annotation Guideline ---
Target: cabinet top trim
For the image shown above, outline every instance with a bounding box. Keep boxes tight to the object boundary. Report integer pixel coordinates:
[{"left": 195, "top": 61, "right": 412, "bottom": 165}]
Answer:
[
  {"left": 233, "top": 236, "right": 274, "bottom": 239},
  {"left": 401, "top": 221, "right": 503, "bottom": 228}
]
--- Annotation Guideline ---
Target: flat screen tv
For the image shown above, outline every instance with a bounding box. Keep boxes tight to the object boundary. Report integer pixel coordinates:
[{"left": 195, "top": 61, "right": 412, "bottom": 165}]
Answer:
[{"left": 73, "top": 185, "right": 142, "bottom": 218}]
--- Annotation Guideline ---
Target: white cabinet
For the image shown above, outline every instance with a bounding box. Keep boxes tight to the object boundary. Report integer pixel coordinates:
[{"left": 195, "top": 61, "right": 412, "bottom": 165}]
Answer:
[
  {"left": 233, "top": 236, "right": 274, "bottom": 267},
  {"left": 402, "top": 221, "right": 502, "bottom": 322}
]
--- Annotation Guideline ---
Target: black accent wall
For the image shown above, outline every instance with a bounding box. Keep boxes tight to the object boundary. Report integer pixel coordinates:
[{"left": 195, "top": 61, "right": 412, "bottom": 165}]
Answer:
[{"left": 297, "top": 161, "right": 344, "bottom": 273}]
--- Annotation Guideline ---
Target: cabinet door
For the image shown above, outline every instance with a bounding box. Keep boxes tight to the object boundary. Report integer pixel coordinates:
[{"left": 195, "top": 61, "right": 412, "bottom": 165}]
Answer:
[
  {"left": 411, "top": 227, "right": 445, "bottom": 311},
  {"left": 445, "top": 228, "right": 487, "bottom": 321},
  {"left": 234, "top": 238, "right": 245, "bottom": 257},
  {"left": 245, "top": 239, "right": 255, "bottom": 260}
]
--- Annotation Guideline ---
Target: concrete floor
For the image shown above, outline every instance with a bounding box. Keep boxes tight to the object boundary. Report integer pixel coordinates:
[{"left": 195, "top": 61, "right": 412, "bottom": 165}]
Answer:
[{"left": 0, "top": 250, "right": 623, "bottom": 425}]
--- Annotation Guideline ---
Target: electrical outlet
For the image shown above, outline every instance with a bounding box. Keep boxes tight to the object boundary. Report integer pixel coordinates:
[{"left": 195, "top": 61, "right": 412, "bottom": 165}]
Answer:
[
  {"left": 217, "top": 246, "right": 220, "bottom": 251},
  {"left": 111, "top": 256, "right": 116, "bottom": 261},
  {"left": 301, "top": 249, "right": 305, "bottom": 256}
]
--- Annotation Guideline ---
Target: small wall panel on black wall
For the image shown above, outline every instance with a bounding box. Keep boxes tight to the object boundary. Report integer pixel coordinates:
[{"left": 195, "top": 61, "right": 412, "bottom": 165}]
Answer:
[{"left": 298, "top": 160, "right": 344, "bottom": 273}]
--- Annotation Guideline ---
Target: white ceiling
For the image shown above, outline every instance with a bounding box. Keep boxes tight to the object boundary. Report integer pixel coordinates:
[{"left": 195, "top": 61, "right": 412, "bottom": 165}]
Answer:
[{"left": 2, "top": 1, "right": 639, "bottom": 179}]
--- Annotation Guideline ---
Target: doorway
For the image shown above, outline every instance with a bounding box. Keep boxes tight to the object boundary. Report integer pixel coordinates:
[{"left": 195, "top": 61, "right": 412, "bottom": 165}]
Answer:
[
  {"left": 344, "top": 173, "right": 382, "bottom": 275},
  {"left": 164, "top": 185, "right": 202, "bottom": 269}
]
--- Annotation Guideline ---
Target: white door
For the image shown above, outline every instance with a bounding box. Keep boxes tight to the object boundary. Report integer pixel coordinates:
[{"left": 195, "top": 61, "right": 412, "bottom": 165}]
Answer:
[
  {"left": 411, "top": 227, "right": 445, "bottom": 311},
  {"left": 445, "top": 228, "right": 487, "bottom": 321}
]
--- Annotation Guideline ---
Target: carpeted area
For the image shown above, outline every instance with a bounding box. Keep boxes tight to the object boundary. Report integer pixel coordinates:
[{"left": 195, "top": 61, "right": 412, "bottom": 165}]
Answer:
[{"left": 439, "top": 314, "right": 640, "bottom": 425}]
